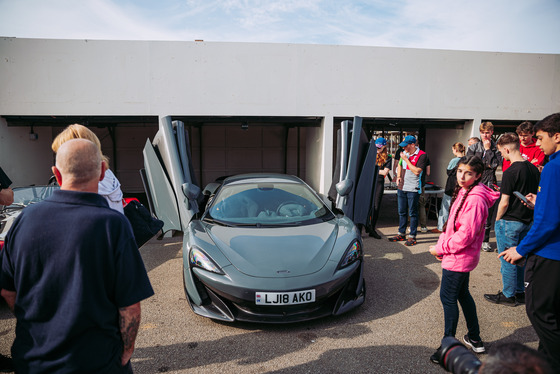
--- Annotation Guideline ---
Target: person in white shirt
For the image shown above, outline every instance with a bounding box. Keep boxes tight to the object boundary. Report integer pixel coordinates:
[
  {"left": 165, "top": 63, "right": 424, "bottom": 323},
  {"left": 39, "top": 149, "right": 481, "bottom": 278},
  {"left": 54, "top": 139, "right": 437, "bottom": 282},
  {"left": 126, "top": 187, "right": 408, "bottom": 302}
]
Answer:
[{"left": 51, "top": 124, "right": 124, "bottom": 214}]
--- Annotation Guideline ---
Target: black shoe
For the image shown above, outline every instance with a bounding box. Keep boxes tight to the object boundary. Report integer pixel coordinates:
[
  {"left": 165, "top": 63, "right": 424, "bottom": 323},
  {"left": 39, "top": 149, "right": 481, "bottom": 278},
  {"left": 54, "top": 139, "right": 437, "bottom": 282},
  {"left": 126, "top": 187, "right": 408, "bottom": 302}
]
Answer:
[
  {"left": 430, "top": 346, "right": 442, "bottom": 364},
  {"left": 404, "top": 238, "right": 417, "bottom": 246},
  {"left": 484, "top": 291, "right": 518, "bottom": 306},
  {"left": 515, "top": 292, "right": 525, "bottom": 304},
  {"left": 463, "top": 335, "right": 485, "bottom": 353},
  {"left": 389, "top": 234, "right": 406, "bottom": 242},
  {"left": 0, "top": 353, "right": 14, "bottom": 373},
  {"left": 369, "top": 230, "right": 381, "bottom": 239}
]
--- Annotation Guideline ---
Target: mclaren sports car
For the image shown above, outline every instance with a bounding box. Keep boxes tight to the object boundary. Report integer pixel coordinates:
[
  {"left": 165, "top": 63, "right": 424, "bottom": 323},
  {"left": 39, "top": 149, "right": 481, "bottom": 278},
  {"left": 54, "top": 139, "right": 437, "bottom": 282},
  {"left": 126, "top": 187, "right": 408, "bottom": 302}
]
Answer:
[{"left": 142, "top": 117, "right": 365, "bottom": 323}]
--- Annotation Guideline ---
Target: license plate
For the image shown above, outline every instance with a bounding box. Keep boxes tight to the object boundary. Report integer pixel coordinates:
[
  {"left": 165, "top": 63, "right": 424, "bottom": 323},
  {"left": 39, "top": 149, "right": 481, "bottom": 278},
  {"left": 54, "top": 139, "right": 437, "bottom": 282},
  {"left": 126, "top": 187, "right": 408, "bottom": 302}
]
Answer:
[{"left": 255, "top": 289, "right": 316, "bottom": 305}]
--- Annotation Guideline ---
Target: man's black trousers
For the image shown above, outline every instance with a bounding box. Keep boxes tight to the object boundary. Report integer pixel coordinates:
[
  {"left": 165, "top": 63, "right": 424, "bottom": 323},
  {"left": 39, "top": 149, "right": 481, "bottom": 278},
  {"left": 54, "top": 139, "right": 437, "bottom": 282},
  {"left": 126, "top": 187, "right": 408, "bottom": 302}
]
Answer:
[{"left": 525, "top": 254, "right": 560, "bottom": 370}]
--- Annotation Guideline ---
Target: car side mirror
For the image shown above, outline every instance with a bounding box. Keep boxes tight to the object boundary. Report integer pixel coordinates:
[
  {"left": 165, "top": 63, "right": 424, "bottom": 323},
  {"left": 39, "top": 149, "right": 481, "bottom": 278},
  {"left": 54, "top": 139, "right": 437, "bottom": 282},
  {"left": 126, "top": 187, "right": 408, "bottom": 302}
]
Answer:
[
  {"left": 182, "top": 183, "right": 201, "bottom": 200},
  {"left": 336, "top": 179, "right": 353, "bottom": 197}
]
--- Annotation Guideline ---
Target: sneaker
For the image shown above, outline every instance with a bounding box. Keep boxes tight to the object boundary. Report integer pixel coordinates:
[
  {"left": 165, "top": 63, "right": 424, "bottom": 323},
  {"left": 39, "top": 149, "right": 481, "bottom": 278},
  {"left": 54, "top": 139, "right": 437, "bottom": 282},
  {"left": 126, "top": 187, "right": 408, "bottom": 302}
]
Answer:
[
  {"left": 481, "top": 242, "right": 493, "bottom": 252},
  {"left": 0, "top": 353, "right": 14, "bottom": 373},
  {"left": 515, "top": 292, "right": 525, "bottom": 304},
  {"left": 430, "top": 228, "right": 442, "bottom": 233},
  {"left": 484, "top": 291, "right": 518, "bottom": 306},
  {"left": 369, "top": 230, "right": 382, "bottom": 239},
  {"left": 430, "top": 346, "right": 442, "bottom": 364},
  {"left": 463, "top": 334, "right": 485, "bottom": 353},
  {"left": 421, "top": 226, "right": 428, "bottom": 233},
  {"left": 404, "top": 238, "right": 417, "bottom": 246},
  {"left": 389, "top": 234, "right": 406, "bottom": 242}
]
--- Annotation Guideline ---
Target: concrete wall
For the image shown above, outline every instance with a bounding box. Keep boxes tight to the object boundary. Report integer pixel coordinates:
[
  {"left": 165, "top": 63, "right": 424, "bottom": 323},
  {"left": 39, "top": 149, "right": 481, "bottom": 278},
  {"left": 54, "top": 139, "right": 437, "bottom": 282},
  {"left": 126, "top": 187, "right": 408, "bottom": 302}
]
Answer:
[
  {"left": 1, "top": 38, "right": 559, "bottom": 191},
  {"left": 0, "top": 118, "right": 53, "bottom": 186}
]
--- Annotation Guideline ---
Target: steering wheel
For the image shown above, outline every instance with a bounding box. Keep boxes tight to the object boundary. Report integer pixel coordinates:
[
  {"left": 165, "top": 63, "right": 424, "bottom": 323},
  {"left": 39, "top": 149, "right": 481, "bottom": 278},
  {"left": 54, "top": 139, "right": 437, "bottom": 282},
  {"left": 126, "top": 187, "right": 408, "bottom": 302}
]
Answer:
[{"left": 276, "top": 201, "right": 304, "bottom": 217}]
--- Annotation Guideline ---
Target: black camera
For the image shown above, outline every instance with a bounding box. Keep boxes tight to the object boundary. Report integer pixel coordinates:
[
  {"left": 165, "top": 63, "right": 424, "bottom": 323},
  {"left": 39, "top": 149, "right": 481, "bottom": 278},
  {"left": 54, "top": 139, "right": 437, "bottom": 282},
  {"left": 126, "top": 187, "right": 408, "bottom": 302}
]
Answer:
[{"left": 437, "top": 336, "right": 482, "bottom": 374}]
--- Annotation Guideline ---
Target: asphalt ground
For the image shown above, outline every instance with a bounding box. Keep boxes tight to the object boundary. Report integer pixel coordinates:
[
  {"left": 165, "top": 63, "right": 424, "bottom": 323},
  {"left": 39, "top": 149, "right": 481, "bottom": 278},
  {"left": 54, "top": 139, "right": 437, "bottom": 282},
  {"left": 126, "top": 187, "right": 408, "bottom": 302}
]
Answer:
[{"left": 0, "top": 194, "right": 538, "bottom": 373}]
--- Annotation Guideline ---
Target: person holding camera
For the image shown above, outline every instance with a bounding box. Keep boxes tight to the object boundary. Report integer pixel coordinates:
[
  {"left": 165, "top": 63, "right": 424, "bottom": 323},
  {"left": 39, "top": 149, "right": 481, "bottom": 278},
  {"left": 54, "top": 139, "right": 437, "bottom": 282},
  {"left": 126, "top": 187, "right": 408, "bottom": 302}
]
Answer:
[
  {"left": 435, "top": 336, "right": 554, "bottom": 374},
  {"left": 429, "top": 155, "right": 500, "bottom": 361}
]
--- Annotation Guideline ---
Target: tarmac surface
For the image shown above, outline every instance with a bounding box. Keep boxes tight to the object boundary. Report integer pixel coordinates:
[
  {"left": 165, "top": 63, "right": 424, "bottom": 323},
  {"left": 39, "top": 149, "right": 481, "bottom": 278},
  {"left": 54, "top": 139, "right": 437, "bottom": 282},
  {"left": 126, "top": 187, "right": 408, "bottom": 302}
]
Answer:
[{"left": 0, "top": 194, "right": 538, "bottom": 373}]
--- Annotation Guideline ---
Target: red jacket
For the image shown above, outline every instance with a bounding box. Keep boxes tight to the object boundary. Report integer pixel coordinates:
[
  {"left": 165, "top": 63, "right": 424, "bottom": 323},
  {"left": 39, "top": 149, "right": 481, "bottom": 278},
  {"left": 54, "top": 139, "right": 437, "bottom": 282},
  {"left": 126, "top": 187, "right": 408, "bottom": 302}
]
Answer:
[{"left": 503, "top": 140, "right": 544, "bottom": 171}]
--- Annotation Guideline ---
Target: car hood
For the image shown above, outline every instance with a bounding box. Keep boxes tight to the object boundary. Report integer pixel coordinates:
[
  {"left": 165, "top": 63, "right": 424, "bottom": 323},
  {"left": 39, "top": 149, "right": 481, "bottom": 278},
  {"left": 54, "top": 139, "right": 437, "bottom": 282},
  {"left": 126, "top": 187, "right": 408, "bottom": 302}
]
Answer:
[{"left": 206, "top": 222, "right": 338, "bottom": 278}]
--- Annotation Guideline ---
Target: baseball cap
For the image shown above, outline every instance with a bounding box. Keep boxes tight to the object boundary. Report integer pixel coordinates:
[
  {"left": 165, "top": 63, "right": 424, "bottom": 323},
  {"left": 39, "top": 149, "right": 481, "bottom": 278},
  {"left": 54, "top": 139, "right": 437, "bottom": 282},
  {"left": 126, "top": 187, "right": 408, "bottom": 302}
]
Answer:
[
  {"left": 398, "top": 135, "right": 417, "bottom": 147},
  {"left": 375, "top": 137, "right": 387, "bottom": 148}
]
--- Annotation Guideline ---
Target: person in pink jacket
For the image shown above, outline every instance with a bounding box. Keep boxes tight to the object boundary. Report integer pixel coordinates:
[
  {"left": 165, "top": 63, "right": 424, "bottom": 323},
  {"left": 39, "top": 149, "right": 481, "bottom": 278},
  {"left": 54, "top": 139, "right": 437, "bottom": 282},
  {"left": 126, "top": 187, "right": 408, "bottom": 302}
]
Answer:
[{"left": 429, "top": 155, "right": 500, "bottom": 363}]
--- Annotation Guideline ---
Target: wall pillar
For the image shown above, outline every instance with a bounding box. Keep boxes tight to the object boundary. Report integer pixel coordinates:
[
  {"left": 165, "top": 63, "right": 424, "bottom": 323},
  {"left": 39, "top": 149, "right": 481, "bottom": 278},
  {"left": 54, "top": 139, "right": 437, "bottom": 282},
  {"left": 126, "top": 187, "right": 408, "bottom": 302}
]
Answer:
[
  {"left": 319, "top": 116, "right": 334, "bottom": 194},
  {"left": 469, "top": 118, "right": 482, "bottom": 138}
]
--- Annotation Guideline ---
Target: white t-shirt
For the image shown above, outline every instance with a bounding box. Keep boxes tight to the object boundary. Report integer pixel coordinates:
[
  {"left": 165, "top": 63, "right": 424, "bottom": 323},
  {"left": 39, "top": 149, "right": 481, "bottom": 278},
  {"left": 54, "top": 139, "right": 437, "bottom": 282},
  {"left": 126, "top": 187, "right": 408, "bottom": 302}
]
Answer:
[{"left": 98, "top": 168, "right": 124, "bottom": 214}]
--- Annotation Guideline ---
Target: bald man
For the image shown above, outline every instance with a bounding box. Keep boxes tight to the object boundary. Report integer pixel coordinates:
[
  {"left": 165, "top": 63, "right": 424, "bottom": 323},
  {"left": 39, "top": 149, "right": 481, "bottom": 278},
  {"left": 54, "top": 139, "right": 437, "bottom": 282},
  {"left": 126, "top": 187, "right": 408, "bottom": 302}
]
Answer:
[{"left": 1, "top": 139, "right": 153, "bottom": 373}]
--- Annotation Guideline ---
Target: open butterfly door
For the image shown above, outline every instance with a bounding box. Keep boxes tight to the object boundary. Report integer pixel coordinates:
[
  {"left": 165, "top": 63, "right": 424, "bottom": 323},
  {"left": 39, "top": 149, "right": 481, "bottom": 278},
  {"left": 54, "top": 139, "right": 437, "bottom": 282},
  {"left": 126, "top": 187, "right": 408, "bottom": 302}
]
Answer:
[{"left": 141, "top": 116, "right": 201, "bottom": 233}]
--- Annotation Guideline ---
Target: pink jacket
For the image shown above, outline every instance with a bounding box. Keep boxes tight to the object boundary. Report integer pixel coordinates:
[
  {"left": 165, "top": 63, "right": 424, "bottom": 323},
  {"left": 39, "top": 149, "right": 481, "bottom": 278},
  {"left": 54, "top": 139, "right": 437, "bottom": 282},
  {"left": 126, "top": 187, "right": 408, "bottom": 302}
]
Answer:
[{"left": 434, "top": 184, "right": 500, "bottom": 272}]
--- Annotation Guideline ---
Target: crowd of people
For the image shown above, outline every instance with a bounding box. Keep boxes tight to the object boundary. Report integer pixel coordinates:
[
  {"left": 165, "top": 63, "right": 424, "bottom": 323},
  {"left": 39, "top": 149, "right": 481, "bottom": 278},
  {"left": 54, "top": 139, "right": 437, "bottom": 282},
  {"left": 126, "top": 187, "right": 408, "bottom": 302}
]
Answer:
[
  {"left": 1, "top": 114, "right": 559, "bottom": 372},
  {"left": 370, "top": 114, "right": 559, "bottom": 371}
]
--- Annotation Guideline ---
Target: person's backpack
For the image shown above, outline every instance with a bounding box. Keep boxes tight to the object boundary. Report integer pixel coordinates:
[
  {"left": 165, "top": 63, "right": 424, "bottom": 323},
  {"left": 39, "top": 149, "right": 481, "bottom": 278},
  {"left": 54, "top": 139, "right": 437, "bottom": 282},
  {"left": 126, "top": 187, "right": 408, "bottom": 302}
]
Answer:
[
  {"left": 124, "top": 200, "right": 164, "bottom": 248},
  {"left": 444, "top": 166, "right": 458, "bottom": 196}
]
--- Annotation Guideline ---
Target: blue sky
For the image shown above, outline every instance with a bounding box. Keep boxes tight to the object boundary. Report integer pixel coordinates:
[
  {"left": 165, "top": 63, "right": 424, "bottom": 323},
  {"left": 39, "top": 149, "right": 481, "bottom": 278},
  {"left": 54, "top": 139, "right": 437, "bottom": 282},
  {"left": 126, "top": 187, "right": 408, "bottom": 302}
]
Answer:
[{"left": 1, "top": 0, "right": 559, "bottom": 53}]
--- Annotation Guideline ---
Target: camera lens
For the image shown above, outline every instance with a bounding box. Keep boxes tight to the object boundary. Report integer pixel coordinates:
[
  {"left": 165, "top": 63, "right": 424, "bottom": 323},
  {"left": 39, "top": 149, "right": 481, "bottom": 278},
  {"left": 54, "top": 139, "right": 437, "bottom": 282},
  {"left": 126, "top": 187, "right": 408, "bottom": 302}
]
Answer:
[{"left": 440, "top": 337, "right": 482, "bottom": 374}]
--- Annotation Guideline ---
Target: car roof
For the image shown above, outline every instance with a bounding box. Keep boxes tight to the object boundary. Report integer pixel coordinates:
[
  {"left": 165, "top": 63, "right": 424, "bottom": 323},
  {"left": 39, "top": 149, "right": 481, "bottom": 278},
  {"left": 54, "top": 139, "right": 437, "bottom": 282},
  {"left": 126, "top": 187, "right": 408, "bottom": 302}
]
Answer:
[{"left": 222, "top": 173, "right": 303, "bottom": 186}]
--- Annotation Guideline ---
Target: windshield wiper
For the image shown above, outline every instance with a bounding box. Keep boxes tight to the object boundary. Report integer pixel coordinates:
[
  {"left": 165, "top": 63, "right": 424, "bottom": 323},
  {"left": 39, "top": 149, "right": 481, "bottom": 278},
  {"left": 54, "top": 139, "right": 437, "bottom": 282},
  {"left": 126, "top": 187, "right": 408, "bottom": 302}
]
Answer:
[
  {"left": 228, "top": 222, "right": 261, "bottom": 227},
  {"left": 7, "top": 203, "right": 26, "bottom": 208},
  {"left": 202, "top": 217, "right": 231, "bottom": 227}
]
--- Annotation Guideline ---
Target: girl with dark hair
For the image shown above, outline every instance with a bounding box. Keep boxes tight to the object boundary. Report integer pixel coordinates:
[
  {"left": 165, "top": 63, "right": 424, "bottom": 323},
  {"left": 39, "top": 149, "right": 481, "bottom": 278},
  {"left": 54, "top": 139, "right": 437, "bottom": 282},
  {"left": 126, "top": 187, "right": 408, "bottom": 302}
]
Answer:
[
  {"left": 368, "top": 137, "right": 392, "bottom": 239},
  {"left": 429, "top": 155, "right": 500, "bottom": 362}
]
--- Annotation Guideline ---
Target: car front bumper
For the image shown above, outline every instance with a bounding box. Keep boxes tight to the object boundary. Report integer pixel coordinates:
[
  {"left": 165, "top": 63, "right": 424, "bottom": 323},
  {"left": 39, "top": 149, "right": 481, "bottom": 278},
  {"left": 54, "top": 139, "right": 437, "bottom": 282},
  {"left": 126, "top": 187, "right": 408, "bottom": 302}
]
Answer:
[{"left": 186, "top": 260, "right": 365, "bottom": 323}]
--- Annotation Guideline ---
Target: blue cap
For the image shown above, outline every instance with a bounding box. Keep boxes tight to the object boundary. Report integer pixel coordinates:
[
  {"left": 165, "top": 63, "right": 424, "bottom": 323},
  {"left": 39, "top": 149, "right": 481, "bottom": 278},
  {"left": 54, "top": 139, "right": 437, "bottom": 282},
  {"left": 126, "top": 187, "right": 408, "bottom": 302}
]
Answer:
[
  {"left": 399, "top": 135, "right": 417, "bottom": 147},
  {"left": 375, "top": 137, "right": 387, "bottom": 148}
]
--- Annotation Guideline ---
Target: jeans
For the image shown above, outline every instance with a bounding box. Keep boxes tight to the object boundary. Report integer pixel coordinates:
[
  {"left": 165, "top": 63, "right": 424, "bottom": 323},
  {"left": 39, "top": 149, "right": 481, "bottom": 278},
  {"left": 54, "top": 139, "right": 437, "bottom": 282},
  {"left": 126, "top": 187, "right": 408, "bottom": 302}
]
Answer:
[
  {"left": 495, "top": 219, "right": 531, "bottom": 298},
  {"left": 440, "top": 269, "right": 481, "bottom": 340},
  {"left": 483, "top": 199, "right": 498, "bottom": 243},
  {"left": 397, "top": 190, "right": 419, "bottom": 238},
  {"left": 419, "top": 188, "right": 427, "bottom": 228},
  {"left": 437, "top": 194, "right": 452, "bottom": 231}
]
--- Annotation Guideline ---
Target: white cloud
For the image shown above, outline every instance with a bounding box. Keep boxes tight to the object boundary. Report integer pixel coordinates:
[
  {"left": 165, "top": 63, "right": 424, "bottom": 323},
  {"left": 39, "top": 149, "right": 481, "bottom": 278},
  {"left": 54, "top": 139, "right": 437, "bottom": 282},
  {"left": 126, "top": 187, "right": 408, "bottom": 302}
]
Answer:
[
  {"left": 0, "top": 0, "right": 558, "bottom": 53},
  {"left": 0, "top": 0, "right": 179, "bottom": 40}
]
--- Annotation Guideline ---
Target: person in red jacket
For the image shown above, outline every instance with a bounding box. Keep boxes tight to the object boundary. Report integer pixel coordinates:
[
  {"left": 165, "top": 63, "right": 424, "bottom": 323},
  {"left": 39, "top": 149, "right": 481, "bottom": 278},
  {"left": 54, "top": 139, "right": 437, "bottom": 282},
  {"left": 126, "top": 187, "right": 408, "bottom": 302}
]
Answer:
[{"left": 503, "top": 121, "right": 545, "bottom": 172}]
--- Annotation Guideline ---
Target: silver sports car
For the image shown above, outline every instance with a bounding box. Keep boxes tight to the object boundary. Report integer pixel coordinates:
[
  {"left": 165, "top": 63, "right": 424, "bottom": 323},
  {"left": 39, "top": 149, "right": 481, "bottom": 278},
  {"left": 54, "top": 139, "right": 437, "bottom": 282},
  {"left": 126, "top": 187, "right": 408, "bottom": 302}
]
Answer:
[
  {"left": 1, "top": 185, "right": 59, "bottom": 250},
  {"left": 142, "top": 116, "right": 365, "bottom": 323}
]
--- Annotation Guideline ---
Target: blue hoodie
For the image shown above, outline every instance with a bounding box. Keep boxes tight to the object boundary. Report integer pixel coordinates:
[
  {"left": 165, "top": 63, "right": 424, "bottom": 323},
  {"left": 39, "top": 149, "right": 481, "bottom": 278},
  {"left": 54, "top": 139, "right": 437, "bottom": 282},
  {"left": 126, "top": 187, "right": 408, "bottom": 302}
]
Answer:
[{"left": 516, "top": 149, "right": 560, "bottom": 260}]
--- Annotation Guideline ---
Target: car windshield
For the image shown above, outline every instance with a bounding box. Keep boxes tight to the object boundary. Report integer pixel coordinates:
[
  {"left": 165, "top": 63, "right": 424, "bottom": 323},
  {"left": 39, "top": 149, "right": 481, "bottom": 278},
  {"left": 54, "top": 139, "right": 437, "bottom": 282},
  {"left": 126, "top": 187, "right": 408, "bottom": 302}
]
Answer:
[
  {"left": 205, "top": 181, "right": 334, "bottom": 226},
  {"left": 4, "top": 186, "right": 59, "bottom": 209}
]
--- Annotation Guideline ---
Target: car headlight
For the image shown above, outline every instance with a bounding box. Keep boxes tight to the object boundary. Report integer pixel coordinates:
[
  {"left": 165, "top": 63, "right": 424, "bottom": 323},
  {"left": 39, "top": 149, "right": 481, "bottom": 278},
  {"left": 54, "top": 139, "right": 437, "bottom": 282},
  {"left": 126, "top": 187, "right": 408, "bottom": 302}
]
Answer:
[
  {"left": 189, "top": 247, "right": 224, "bottom": 274},
  {"left": 337, "top": 240, "right": 362, "bottom": 269}
]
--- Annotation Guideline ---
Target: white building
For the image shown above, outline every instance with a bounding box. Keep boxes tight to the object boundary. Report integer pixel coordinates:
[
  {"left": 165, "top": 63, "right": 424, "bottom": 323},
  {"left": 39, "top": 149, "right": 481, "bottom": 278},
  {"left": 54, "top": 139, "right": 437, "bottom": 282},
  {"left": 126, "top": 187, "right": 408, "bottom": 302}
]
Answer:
[{"left": 1, "top": 37, "right": 559, "bottom": 194}]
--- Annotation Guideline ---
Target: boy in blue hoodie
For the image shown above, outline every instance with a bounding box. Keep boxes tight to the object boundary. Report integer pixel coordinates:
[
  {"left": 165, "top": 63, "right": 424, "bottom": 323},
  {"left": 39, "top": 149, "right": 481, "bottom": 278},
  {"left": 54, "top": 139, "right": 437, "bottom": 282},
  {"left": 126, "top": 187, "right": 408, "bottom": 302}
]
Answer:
[{"left": 500, "top": 112, "right": 560, "bottom": 369}]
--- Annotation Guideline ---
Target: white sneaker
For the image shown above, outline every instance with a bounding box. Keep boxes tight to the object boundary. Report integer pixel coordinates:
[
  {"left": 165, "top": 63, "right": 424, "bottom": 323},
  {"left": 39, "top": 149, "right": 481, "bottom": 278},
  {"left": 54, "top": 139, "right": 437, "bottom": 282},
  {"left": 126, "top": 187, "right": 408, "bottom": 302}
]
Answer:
[
  {"left": 421, "top": 226, "right": 428, "bottom": 233},
  {"left": 481, "top": 242, "right": 493, "bottom": 252}
]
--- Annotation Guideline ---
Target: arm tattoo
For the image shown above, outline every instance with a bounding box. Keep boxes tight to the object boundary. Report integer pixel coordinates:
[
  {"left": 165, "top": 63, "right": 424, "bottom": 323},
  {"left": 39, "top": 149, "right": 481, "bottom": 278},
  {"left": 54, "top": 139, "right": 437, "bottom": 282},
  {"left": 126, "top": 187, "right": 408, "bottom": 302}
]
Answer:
[{"left": 119, "top": 307, "right": 141, "bottom": 351}]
